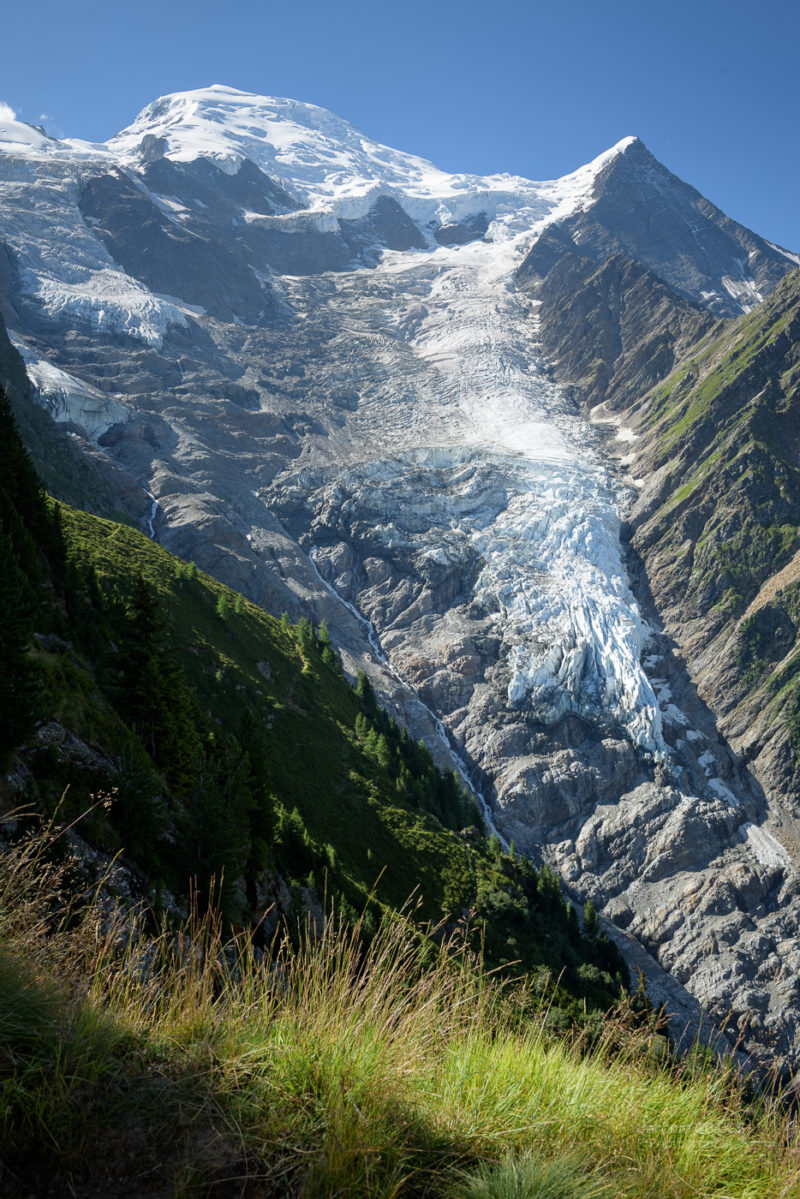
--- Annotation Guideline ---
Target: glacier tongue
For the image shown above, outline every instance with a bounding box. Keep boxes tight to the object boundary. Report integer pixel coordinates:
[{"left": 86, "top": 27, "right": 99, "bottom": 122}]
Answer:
[
  {"left": 378, "top": 235, "right": 667, "bottom": 758},
  {"left": 480, "top": 472, "right": 665, "bottom": 756}
]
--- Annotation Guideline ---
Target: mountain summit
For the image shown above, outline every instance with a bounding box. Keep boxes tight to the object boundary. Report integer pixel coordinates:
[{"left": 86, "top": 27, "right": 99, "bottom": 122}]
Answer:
[{"left": 1, "top": 88, "right": 800, "bottom": 1071}]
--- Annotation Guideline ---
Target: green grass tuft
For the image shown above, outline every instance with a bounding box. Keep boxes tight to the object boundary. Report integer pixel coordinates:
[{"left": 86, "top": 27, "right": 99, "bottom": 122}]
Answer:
[{"left": 0, "top": 814, "right": 798, "bottom": 1197}]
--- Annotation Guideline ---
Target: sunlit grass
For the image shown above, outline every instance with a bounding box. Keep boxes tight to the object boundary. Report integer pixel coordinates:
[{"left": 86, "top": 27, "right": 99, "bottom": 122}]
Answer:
[{"left": 1, "top": 812, "right": 798, "bottom": 1197}]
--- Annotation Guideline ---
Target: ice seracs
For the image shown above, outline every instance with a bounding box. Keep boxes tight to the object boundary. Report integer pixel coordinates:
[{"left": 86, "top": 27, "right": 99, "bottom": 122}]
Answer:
[{"left": 11, "top": 339, "right": 129, "bottom": 442}]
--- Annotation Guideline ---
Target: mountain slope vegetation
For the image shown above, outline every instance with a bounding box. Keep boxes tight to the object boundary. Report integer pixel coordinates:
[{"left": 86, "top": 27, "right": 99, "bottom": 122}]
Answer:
[
  {"left": 620, "top": 269, "right": 800, "bottom": 837},
  {"left": 1, "top": 830, "right": 798, "bottom": 1198},
  {"left": 0, "top": 383, "right": 627, "bottom": 1023}
]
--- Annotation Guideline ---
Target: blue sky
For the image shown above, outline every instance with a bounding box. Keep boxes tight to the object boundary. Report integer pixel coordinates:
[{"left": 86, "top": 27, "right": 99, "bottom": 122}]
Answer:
[{"left": 4, "top": 0, "right": 799, "bottom": 248}]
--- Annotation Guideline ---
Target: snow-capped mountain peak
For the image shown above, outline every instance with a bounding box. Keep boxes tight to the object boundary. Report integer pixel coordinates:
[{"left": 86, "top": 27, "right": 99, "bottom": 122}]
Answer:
[
  {"left": 104, "top": 85, "right": 633, "bottom": 231},
  {"left": 0, "top": 103, "right": 56, "bottom": 153}
]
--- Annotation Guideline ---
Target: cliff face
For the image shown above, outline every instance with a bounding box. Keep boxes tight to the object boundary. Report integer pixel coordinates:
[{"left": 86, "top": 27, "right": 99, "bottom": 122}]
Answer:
[{"left": 517, "top": 235, "right": 716, "bottom": 412}]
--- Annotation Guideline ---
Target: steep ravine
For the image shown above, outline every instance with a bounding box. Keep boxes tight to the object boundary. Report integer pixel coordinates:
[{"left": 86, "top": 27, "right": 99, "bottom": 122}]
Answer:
[{"left": 520, "top": 244, "right": 800, "bottom": 1064}]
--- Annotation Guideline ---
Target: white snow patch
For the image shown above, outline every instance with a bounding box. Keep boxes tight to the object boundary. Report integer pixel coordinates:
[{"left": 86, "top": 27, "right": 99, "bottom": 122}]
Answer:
[
  {"left": 663, "top": 703, "right": 689, "bottom": 727},
  {"left": 698, "top": 750, "right": 715, "bottom": 776},
  {"left": 0, "top": 107, "right": 53, "bottom": 153},
  {"left": 721, "top": 273, "right": 763, "bottom": 311},
  {"left": 739, "top": 822, "right": 792, "bottom": 870},
  {"left": 11, "top": 337, "right": 128, "bottom": 441},
  {"left": 767, "top": 241, "right": 800, "bottom": 267},
  {"left": 709, "top": 778, "right": 740, "bottom": 807},
  {"left": 33, "top": 271, "right": 188, "bottom": 347}
]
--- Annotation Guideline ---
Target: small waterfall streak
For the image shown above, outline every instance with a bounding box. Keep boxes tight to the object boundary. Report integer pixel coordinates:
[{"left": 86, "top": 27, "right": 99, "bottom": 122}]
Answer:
[{"left": 145, "top": 493, "right": 159, "bottom": 540}]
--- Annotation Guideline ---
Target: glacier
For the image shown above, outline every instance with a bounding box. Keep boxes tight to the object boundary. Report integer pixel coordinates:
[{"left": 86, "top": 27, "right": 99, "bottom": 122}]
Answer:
[
  {"left": 329, "top": 234, "right": 670, "bottom": 759},
  {"left": 2, "top": 84, "right": 800, "bottom": 1069}
]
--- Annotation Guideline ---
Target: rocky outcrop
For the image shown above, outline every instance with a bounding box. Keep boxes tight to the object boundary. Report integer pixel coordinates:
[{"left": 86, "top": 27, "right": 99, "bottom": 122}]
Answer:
[{"left": 518, "top": 138, "right": 794, "bottom": 318}]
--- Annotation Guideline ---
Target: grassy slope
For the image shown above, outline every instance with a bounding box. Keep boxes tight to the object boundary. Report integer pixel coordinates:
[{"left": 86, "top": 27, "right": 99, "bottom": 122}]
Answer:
[
  {"left": 57, "top": 504, "right": 499, "bottom": 920},
  {"left": 634, "top": 270, "right": 800, "bottom": 615},
  {"left": 13, "top": 499, "right": 627, "bottom": 1019},
  {"left": 627, "top": 268, "right": 800, "bottom": 775},
  {"left": 0, "top": 829, "right": 797, "bottom": 1199}
]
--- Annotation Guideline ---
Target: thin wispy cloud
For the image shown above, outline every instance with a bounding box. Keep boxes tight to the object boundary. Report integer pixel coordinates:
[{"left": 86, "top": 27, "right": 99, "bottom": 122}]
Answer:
[{"left": 38, "top": 112, "right": 64, "bottom": 138}]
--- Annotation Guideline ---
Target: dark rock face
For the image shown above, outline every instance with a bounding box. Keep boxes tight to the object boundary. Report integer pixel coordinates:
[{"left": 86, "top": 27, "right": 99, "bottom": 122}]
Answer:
[
  {"left": 518, "top": 138, "right": 794, "bottom": 318},
  {"left": 80, "top": 155, "right": 428, "bottom": 300},
  {"left": 345, "top": 195, "right": 427, "bottom": 252},
  {"left": 143, "top": 155, "right": 299, "bottom": 217},
  {"left": 517, "top": 238, "right": 715, "bottom": 411},
  {"left": 0, "top": 241, "right": 23, "bottom": 326},
  {"left": 434, "top": 212, "right": 489, "bottom": 246},
  {"left": 79, "top": 170, "right": 277, "bottom": 323},
  {"left": 0, "top": 304, "right": 31, "bottom": 403}
]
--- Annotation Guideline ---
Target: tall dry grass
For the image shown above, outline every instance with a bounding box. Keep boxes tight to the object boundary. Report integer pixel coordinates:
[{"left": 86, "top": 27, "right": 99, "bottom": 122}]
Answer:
[{"left": 0, "top": 808, "right": 798, "bottom": 1197}]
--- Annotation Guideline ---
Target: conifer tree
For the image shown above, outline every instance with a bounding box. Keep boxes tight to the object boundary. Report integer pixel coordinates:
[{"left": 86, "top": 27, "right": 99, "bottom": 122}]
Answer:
[
  {"left": 375, "top": 732, "right": 393, "bottom": 772},
  {"left": 0, "top": 525, "right": 39, "bottom": 767},
  {"left": 355, "top": 670, "right": 378, "bottom": 717},
  {"left": 117, "top": 575, "right": 199, "bottom": 794}
]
